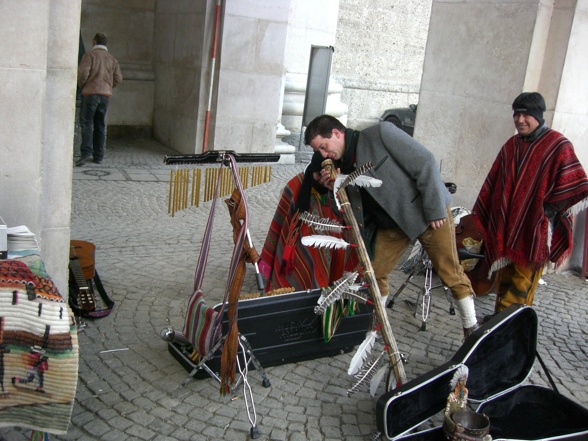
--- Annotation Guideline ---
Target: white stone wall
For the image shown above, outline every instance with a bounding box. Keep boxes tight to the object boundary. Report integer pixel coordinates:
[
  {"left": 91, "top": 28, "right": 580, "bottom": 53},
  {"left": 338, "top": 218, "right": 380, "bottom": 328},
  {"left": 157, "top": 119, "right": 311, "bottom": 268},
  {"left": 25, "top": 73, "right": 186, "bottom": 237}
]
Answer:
[
  {"left": 212, "top": 0, "right": 291, "bottom": 153},
  {"left": 78, "top": 0, "right": 434, "bottom": 151},
  {"left": 333, "top": 0, "right": 432, "bottom": 128},
  {"left": 152, "top": 0, "right": 208, "bottom": 153},
  {"left": 0, "top": 0, "right": 80, "bottom": 295},
  {"left": 550, "top": 0, "right": 588, "bottom": 268}
]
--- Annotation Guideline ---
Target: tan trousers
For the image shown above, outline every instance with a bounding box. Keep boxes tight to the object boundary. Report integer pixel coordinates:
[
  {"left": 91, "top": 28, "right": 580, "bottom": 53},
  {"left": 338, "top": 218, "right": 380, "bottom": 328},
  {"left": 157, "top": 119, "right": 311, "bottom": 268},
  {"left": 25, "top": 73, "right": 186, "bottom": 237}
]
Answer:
[
  {"left": 494, "top": 262, "right": 543, "bottom": 312},
  {"left": 372, "top": 208, "right": 474, "bottom": 300}
]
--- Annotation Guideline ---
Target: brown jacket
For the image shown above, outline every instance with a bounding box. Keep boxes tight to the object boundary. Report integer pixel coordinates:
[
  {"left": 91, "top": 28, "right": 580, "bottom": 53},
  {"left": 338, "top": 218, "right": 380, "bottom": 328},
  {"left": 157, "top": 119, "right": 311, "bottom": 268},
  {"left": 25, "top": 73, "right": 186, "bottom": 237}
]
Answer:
[{"left": 78, "top": 45, "right": 123, "bottom": 97}]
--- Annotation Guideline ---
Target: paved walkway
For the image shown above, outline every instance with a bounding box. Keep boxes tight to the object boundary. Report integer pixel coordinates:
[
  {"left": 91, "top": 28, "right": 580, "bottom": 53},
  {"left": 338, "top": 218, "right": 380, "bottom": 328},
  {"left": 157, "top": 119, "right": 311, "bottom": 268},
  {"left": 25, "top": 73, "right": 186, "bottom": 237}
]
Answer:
[{"left": 1, "top": 137, "right": 587, "bottom": 440}]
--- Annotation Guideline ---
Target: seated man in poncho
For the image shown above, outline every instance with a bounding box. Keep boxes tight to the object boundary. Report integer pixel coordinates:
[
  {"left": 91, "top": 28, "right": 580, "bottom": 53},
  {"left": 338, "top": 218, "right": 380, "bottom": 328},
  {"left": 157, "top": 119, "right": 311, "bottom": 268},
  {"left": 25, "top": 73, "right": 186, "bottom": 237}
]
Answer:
[{"left": 259, "top": 152, "right": 359, "bottom": 340}]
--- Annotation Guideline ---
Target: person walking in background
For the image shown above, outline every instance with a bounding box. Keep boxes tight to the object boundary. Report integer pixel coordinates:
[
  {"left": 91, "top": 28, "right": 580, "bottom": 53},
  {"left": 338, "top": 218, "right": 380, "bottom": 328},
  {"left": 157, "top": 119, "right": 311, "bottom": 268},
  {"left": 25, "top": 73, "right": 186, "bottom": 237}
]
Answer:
[
  {"left": 76, "top": 32, "right": 122, "bottom": 166},
  {"left": 305, "top": 114, "right": 479, "bottom": 338},
  {"left": 473, "top": 92, "right": 588, "bottom": 313}
]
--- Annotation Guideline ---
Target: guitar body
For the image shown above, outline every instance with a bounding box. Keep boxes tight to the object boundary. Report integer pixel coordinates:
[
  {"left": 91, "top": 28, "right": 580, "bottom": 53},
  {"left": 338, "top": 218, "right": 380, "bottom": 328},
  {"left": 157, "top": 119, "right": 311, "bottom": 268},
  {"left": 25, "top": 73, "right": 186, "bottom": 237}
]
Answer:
[{"left": 70, "top": 240, "right": 96, "bottom": 280}]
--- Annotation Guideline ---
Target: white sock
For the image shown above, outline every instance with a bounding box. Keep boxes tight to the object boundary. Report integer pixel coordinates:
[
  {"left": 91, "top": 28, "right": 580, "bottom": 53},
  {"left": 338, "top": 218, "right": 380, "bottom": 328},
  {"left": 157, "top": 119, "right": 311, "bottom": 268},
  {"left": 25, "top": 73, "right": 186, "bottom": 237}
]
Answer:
[
  {"left": 454, "top": 295, "right": 477, "bottom": 328},
  {"left": 380, "top": 295, "right": 388, "bottom": 307}
]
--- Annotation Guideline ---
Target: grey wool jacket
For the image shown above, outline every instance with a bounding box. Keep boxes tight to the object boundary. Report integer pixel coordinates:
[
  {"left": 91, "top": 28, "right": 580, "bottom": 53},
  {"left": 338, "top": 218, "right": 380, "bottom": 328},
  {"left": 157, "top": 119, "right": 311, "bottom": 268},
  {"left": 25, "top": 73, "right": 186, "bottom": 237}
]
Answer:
[{"left": 345, "top": 122, "right": 451, "bottom": 241}]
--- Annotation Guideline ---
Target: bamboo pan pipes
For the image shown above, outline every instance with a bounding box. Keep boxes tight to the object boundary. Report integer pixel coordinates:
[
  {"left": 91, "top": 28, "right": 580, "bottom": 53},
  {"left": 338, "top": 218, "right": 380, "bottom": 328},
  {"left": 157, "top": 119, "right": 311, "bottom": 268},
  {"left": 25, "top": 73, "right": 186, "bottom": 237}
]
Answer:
[{"left": 322, "top": 159, "right": 407, "bottom": 387}]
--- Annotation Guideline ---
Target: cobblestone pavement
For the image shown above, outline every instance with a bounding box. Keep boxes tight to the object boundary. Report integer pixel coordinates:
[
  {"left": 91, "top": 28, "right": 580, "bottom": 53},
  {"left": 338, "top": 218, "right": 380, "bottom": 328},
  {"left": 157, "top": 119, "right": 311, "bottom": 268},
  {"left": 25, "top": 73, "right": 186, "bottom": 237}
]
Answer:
[{"left": 1, "top": 138, "right": 587, "bottom": 440}]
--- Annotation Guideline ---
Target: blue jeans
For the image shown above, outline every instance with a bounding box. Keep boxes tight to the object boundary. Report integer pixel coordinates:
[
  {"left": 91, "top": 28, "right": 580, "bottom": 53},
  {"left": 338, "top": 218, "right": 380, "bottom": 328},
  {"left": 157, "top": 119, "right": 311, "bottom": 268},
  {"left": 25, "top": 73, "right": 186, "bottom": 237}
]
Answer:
[{"left": 80, "top": 94, "right": 110, "bottom": 161}]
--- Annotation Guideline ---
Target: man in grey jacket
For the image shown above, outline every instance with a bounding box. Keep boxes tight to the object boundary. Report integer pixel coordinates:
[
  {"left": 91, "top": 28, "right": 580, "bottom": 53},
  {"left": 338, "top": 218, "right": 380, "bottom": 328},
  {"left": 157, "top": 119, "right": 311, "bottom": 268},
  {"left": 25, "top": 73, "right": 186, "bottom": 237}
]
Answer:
[
  {"left": 76, "top": 32, "right": 123, "bottom": 166},
  {"left": 305, "top": 114, "right": 479, "bottom": 337}
]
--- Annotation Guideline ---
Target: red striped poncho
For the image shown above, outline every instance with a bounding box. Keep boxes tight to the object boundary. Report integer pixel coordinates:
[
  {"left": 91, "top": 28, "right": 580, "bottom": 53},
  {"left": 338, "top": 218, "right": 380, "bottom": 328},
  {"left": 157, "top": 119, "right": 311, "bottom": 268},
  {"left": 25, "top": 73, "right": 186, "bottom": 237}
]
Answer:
[
  {"left": 260, "top": 173, "right": 357, "bottom": 291},
  {"left": 473, "top": 128, "right": 588, "bottom": 276}
]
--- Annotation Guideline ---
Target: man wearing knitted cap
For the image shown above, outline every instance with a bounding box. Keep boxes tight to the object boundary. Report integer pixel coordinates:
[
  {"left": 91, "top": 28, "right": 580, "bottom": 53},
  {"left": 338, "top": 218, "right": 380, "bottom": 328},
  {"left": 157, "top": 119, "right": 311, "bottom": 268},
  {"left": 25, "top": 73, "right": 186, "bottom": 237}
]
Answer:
[{"left": 474, "top": 92, "right": 588, "bottom": 313}]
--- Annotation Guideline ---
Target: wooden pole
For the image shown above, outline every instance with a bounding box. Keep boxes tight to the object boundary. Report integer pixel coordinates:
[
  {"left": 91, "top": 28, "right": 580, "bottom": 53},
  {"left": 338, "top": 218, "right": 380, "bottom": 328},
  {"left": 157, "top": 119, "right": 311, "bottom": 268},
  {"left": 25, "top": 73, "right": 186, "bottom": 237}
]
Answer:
[{"left": 322, "top": 159, "right": 407, "bottom": 386}]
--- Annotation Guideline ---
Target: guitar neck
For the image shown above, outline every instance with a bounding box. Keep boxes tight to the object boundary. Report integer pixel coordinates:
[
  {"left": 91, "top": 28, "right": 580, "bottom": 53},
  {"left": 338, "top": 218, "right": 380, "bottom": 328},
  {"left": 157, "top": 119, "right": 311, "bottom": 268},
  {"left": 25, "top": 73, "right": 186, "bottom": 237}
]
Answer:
[{"left": 69, "top": 257, "right": 95, "bottom": 312}]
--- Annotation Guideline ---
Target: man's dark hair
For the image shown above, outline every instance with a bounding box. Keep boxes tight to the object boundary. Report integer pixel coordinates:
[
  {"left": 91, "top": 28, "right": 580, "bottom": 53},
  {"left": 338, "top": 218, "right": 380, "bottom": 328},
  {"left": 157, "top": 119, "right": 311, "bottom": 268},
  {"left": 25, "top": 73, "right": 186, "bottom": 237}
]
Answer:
[
  {"left": 304, "top": 114, "right": 347, "bottom": 146},
  {"left": 94, "top": 32, "right": 108, "bottom": 46},
  {"left": 512, "top": 92, "right": 546, "bottom": 113},
  {"left": 295, "top": 151, "right": 328, "bottom": 213}
]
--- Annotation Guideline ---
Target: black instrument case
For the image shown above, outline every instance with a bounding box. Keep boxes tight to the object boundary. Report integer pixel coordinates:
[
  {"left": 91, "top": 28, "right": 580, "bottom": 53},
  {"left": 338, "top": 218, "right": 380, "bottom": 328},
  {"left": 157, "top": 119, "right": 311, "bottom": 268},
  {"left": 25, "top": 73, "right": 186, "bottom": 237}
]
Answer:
[
  {"left": 376, "top": 304, "right": 588, "bottom": 440},
  {"left": 169, "top": 288, "right": 372, "bottom": 377}
]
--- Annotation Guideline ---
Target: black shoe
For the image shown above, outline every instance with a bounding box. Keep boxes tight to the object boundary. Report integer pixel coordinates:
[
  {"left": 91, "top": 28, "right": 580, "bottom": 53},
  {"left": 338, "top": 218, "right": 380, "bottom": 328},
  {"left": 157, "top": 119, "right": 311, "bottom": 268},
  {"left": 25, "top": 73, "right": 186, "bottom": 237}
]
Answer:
[
  {"left": 75, "top": 155, "right": 92, "bottom": 167},
  {"left": 92, "top": 159, "right": 102, "bottom": 164},
  {"left": 463, "top": 322, "right": 480, "bottom": 339},
  {"left": 482, "top": 313, "right": 496, "bottom": 324}
]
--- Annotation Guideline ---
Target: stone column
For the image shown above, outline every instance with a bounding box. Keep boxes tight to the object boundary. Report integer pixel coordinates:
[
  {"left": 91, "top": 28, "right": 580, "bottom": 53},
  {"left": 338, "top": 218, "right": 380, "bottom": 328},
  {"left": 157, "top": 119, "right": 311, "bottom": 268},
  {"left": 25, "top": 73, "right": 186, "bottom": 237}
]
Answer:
[
  {"left": 0, "top": 0, "right": 80, "bottom": 295},
  {"left": 281, "top": 72, "right": 348, "bottom": 135},
  {"left": 274, "top": 71, "right": 295, "bottom": 164},
  {"left": 212, "top": 0, "right": 292, "bottom": 154}
]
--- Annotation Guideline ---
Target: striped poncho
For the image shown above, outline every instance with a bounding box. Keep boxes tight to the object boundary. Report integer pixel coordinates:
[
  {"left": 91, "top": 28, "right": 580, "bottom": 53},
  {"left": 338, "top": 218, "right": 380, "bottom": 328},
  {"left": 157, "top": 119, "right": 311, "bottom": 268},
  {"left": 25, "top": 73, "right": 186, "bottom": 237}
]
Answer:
[
  {"left": 473, "top": 127, "right": 588, "bottom": 276},
  {"left": 260, "top": 173, "right": 357, "bottom": 291}
]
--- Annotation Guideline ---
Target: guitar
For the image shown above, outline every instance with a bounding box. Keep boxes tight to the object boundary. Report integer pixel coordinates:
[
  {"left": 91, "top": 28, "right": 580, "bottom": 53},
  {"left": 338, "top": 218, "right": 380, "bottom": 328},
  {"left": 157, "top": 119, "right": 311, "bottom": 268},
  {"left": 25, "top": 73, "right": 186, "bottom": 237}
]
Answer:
[{"left": 69, "top": 240, "right": 96, "bottom": 313}]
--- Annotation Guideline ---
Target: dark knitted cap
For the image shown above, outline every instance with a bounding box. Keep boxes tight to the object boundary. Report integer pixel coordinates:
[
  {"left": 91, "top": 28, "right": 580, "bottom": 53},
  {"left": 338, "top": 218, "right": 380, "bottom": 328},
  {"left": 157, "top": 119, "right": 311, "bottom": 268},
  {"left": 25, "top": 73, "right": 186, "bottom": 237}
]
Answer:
[{"left": 512, "top": 92, "right": 546, "bottom": 125}]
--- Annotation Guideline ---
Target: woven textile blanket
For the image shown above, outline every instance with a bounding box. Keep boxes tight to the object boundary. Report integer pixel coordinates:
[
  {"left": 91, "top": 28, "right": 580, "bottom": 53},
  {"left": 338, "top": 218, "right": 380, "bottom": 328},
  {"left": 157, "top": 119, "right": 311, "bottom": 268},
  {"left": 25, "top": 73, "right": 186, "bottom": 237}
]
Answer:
[{"left": 0, "top": 261, "right": 78, "bottom": 434}]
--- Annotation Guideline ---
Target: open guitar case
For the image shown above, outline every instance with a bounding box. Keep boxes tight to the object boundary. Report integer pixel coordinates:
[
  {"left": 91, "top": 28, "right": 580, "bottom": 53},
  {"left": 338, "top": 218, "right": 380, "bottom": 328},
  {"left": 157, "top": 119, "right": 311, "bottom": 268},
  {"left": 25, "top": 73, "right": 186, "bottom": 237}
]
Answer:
[{"left": 376, "top": 304, "right": 588, "bottom": 440}]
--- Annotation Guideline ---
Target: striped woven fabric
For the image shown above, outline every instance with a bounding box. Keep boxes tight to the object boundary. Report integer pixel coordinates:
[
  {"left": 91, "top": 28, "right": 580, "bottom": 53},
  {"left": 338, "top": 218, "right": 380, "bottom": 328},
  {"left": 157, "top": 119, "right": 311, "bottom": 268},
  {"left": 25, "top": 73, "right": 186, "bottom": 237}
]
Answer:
[
  {"left": 0, "top": 260, "right": 37, "bottom": 287},
  {"left": 260, "top": 173, "right": 357, "bottom": 291},
  {"left": 0, "top": 269, "right": 78, "bottom": 434},
  {"left": 474, "top": 128, "right": 588, "bottom": 274},
  {"left": 183, "top": 289, "right": 219, "bottom": 357}
]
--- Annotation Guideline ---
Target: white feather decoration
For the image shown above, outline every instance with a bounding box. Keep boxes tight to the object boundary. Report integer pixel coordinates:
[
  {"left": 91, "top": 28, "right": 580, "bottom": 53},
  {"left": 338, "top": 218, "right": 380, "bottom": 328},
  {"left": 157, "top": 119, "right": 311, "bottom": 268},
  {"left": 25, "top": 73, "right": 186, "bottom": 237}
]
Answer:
[
  {"left": 333, "top": 174, "right": 383, "bottom": 203},
  {"left": 399, "top": 241, "right": 424, "bottom": 273},
  {"left": 301, "top": 235, "right": 350, "bottom": 250},
  {"left": 341, "top": 288, "right": 369, "bottom": 304},
  {"left": 299, "top": 211, "right": 345, "bottom": 233},
  {"left": 350, "top": 175, "right": 383, "bottom": 188},
  {"left": 370, "top": 365, "right": 388, "bottom": 397},
  {"left": 332, "top": 162, "right": 381, "bottom": 210},
  {"left": 348, "top": 330, "right": 377, "bottom": 375},
  {"left": 347, "top": 350, "right": 386, "bottom": 396},
  {"left": 315, "top": 272, "right": 358, "bottom": 315},
  {"left": 333, "top": 175, "right": 345, "bottom": 198},
  {"left": 449, "top": 364, "right": 469, "bottom": 389},
  {"left": 338, "top": 162, "right": 376, "bottom": 189},
  {"left": 332, "top": 176, "right": 344, "bottom": 211}
]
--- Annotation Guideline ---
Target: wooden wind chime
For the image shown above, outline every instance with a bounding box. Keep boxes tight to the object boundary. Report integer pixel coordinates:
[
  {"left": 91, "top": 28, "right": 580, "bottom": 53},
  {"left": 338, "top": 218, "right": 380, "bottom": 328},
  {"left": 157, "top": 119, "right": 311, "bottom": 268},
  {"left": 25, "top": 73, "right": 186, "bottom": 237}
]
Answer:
[{"left": 167, "top": 164, "right": 273, "bottom": 216}]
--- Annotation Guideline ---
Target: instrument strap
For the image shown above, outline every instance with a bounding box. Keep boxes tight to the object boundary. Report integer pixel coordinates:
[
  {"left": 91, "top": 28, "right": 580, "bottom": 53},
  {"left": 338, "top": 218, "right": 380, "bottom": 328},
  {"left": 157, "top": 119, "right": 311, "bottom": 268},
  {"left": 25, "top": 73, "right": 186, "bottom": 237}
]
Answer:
[
  {"left": 193, "top": 160, "right": 226, "bottom": 292},
  {"left": 88, "top": 270, "right": 114, "bottom": 317}
]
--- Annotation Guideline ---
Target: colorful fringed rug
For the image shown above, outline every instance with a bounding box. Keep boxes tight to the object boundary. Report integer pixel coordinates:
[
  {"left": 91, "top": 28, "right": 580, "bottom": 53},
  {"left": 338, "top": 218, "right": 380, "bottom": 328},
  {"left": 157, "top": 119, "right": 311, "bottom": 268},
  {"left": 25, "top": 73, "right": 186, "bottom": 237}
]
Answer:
[{"left": 0, "top": 260, "right": 78, "bottom": 434}]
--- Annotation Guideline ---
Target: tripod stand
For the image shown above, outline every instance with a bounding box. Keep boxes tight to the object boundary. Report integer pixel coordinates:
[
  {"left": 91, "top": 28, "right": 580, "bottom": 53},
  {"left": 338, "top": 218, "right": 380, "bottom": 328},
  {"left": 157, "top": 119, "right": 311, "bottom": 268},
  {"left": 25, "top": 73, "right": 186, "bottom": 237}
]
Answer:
[{"left": 386, "top": 244, "right": 455, "bottom": 331}]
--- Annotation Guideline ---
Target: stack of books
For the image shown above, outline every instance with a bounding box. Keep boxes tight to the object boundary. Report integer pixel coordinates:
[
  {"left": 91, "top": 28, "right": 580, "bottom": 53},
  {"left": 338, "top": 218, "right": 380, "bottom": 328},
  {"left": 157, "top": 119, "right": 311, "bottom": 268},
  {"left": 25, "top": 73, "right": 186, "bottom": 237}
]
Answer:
[{"left": 6, "top": 225, "right": 40, "bottom": 255}]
